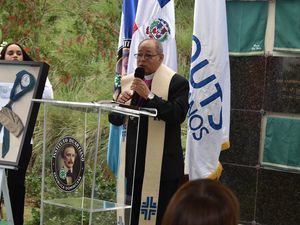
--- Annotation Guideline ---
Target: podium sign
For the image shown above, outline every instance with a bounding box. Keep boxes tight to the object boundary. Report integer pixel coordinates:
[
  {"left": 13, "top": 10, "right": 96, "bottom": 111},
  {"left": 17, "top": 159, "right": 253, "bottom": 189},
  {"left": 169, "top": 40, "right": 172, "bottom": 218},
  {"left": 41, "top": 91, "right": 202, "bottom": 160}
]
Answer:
[{"left": 34, "top": 99, "right": 156, "bottom": 225}]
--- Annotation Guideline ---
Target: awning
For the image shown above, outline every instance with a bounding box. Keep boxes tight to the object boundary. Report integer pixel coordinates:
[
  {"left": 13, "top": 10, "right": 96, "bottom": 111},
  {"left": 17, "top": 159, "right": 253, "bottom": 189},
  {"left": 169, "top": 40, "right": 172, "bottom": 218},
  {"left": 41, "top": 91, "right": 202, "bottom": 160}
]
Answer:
[
  {"left": 262, "top": 116, "right": 300, "bottom": 172},
  {"left": 226, "top": 0, "right": 300, "bottom": 56},
  {"left": 226, "top": 1, "right": 268, "bottom": 55},
  {"left": 274, "top": 0, "right": 300, "bottom": 53}
]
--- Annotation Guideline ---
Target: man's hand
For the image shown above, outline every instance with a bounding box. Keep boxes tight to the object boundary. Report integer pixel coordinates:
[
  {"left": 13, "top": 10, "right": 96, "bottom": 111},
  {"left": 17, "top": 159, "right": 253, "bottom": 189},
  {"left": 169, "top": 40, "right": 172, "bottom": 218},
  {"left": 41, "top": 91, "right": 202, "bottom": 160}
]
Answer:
[
  {"left": 131, "top": 78, "right": 150, "bottom": 99},
  {"left": 117, "top": 90, "right": 132, "bottom": 103}
]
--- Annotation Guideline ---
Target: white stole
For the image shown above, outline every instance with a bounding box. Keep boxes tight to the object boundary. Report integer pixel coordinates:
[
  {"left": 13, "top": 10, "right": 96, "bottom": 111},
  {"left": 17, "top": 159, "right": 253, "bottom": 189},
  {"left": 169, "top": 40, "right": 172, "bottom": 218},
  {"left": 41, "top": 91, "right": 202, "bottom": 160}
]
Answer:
[{"left": 121, "top": 64, "right": 175, "bottom": 225}]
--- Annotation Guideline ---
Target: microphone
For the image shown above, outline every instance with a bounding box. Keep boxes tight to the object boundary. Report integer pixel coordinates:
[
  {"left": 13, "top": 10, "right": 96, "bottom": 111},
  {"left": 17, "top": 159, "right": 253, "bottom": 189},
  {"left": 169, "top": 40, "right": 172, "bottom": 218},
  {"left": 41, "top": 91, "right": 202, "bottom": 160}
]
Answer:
[
  {"left": 134, "top": 67, "right": 145, "bottom": 79},
  {"left": 131, "top": 67, "right": 145, "bottom": 106}
]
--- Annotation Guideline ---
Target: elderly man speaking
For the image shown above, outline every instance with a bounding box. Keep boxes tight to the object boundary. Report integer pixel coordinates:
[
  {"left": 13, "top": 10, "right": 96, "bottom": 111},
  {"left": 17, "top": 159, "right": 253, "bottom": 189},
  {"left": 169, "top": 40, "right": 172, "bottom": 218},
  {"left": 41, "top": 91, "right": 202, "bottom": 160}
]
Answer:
[{"left": 112, "top": 38, "right": 189, "bottom": 225}]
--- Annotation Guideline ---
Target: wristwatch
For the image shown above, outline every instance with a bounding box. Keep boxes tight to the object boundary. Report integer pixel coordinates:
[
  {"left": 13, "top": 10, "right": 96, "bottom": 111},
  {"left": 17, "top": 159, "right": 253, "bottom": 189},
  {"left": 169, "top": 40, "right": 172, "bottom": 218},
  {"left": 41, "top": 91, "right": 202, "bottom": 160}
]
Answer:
[{"left": 147, "top": 92, "right": 155, "bottom": 100}]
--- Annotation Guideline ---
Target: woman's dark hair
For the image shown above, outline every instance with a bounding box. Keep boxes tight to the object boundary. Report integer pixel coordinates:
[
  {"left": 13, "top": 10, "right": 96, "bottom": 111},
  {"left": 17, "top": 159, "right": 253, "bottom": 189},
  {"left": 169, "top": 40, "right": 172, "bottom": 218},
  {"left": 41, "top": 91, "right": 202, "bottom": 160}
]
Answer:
[
  {"left": 162, "top": 179, "right": 240, "bottom": 225},
  {"left": 0, "top": 42, "right": 33, "bottom": 61}
]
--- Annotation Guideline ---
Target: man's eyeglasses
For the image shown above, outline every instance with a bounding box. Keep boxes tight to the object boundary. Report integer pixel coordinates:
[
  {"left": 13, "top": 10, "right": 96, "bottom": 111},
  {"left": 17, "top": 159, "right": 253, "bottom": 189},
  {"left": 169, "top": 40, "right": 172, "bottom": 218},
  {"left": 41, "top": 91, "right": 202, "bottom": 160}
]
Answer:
[{"left": 134, "top": 53, "right": 159, "bottom": 60}]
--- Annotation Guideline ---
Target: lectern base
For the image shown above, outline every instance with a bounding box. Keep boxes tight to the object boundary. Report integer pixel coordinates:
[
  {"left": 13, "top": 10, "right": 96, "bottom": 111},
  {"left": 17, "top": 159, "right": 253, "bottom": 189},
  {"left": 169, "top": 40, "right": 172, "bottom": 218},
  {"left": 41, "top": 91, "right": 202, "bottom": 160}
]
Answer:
[{"left": 42, "top": 198, "right": 131, "bottom": 225}]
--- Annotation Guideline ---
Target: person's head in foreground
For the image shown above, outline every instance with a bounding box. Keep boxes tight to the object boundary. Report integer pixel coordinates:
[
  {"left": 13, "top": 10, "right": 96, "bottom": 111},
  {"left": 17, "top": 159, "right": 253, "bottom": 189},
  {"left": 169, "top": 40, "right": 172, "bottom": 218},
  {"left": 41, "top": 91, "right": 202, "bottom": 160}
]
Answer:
[
  {"left": 0, "top": 42, "right": 33, "bottom": 61},
  {"left": 162, "top": 178, "right": 240, "bottom": 225}
]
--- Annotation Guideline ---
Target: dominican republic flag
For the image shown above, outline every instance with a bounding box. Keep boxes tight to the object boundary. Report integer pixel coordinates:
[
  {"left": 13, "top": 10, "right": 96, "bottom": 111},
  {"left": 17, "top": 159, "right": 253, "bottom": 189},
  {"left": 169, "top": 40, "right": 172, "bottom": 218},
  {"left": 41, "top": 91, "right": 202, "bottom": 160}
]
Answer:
[
  {"left": 127, "top": 0, "right": 177, "bottom": 74},
  {"left": 185, "top": 0, "right": 231, "bottom": 180},
  {"left": 107, "top": 0, "right": 138, "bottom": 177}
]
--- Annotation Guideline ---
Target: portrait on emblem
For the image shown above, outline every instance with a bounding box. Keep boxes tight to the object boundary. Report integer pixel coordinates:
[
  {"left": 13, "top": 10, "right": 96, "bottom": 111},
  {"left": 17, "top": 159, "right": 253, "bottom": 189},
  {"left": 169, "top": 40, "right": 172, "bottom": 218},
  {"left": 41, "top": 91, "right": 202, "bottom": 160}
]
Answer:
[
  {"left": 0, "top": 61, "right": 49, "bottom": 168},
  {"left": 51, "top": 136, "right": 85, "bottom": 192}
]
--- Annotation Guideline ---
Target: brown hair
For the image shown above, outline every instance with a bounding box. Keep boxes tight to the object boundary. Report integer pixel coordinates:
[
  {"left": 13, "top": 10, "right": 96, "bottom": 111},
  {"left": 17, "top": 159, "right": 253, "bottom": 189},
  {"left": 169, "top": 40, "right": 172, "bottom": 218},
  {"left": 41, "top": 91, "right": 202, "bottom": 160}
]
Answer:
[{"left": 162, "top": 179, "right": 240, "bottom": 225}]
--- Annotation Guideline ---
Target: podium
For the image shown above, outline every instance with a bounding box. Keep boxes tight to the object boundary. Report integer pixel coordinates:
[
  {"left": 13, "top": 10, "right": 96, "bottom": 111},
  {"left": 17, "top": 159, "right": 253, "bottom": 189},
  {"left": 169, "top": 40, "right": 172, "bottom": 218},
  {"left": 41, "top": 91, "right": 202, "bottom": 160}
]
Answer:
[{"left": 33, "top": 99, "right": 157, "bottom": 225}]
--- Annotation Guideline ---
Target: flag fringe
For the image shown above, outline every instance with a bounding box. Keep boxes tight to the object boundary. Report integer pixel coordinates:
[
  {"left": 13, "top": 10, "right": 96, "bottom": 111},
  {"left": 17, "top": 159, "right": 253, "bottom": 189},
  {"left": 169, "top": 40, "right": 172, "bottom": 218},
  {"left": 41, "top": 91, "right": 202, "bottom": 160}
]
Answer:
[
  {"left": 208, "top": 162, "right": 223, "bottom": 180},
  {"left": 221, "top": 141, "right": 230, "bottom": 151}
]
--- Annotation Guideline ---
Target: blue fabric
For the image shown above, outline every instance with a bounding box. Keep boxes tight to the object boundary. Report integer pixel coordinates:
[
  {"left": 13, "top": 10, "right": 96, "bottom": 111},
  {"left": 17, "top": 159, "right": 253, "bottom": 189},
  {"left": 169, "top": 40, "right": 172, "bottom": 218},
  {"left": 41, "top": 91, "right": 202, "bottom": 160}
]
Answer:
[
  {"left": 107, "top": 124, "right": 122, "bottom": 176},
  {"left": 123, "top": 0, "right": 138, "bottom": 38},
  {"left": 107, "top": 0, "right": 138, "bottom": 176},
  {"left": 157, "top": 0, "right": 170, "bottom": 8}
]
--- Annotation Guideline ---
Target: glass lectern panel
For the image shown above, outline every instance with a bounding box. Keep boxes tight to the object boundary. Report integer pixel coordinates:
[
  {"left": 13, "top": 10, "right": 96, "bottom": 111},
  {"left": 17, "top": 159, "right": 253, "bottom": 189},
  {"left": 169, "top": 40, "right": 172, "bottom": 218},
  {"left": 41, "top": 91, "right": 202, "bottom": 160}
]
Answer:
[{"left": 37, "top": 100, "right": 148, "bottom": 225}]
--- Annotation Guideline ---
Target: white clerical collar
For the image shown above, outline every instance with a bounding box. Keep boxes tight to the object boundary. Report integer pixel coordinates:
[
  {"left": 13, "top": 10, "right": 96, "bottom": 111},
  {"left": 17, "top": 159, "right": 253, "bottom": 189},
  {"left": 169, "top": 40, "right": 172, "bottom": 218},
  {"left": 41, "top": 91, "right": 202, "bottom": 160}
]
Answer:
[{"left": 144, "top": 74, "right": 154, "bottom": 80}]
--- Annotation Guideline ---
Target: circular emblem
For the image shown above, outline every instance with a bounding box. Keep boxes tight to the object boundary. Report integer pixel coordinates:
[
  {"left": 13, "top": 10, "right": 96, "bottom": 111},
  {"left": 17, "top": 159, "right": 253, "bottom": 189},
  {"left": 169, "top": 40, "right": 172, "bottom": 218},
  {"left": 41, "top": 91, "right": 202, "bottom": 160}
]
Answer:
[
  {"left": 51, "top": 136, "right": 85, "bottom": 192},
  {"left": 146, "top": 18, "right": 171, "bottom": 42},
  {"left": 21, "top": 74, "right": 31, "bottom": 87}
]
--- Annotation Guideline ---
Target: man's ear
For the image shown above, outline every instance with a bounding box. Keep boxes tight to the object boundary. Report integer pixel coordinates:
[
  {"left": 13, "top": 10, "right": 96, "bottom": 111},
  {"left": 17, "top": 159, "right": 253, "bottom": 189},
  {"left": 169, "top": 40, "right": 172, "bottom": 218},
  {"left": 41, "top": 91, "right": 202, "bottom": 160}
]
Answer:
[{"left": 159, "top": 54, "right": 164, "bottom": 62}]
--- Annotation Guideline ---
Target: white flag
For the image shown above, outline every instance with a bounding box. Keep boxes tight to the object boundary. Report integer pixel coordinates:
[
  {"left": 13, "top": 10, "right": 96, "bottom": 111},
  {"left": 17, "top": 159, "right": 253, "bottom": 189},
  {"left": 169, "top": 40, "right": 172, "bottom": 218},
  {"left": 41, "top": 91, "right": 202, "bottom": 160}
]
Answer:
[
  {"left": 185, "top": 0, "right": 231, "bottom": 180},
  {"left": 127, "top": 0, "right": 177, "bottom": 74}
]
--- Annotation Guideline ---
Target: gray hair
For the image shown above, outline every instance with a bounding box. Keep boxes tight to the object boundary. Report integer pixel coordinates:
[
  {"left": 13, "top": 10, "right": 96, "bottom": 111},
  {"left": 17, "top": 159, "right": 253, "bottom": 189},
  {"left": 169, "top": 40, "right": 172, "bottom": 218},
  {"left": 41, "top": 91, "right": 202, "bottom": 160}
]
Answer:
[{"left": 139, "top": 38, "right": 164, "bottom": 55}]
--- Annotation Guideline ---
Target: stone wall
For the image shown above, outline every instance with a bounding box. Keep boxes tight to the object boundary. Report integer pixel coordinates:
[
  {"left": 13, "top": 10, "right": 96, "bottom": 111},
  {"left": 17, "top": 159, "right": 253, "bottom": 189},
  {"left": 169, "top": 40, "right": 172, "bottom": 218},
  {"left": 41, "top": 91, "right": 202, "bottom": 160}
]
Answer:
[{"left": 220, "top": 56, "right": 300, "bottom": 225}]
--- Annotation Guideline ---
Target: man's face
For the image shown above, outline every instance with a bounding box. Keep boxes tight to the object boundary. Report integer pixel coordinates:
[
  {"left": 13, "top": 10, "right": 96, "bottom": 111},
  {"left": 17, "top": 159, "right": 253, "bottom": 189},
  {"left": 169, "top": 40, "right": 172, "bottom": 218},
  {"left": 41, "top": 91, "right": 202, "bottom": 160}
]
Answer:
[
  {"left": 63, "top": 146, "right": 76, "bottom": 169},
  {"left": 137, "top": 40, "right": 164, "bottom": 75}
]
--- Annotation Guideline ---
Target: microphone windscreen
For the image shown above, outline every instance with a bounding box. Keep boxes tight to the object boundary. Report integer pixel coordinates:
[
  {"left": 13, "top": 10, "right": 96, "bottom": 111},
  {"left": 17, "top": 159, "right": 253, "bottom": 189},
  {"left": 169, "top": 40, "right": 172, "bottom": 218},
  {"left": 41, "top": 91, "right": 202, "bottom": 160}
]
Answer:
[
  {"left": 134, "top": 67, "right": 145, "bottom": 79},
  {"left": 131, "top": 67, "right": 145, "bottom": 106}
]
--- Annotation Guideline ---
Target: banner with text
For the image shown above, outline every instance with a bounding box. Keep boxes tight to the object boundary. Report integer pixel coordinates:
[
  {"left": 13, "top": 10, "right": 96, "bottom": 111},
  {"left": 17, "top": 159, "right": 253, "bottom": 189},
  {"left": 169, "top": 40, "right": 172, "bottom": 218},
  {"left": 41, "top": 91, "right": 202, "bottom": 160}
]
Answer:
[{"left": 185, "top": 0, "right": 231, "bottom": 180}]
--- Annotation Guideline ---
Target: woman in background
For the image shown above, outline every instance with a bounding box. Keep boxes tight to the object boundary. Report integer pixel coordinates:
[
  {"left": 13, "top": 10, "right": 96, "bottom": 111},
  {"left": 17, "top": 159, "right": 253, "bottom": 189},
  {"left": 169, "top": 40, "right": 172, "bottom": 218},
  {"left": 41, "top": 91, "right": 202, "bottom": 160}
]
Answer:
[
  {"left": 0, "top": 42, "right": 53, "bottom": 225},
  {"left": 162, "top": 179, "right": 240, "bottom": 225},
  {"left": 0, "top": 43, "right": 53, "bottom": 99}
]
